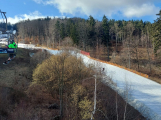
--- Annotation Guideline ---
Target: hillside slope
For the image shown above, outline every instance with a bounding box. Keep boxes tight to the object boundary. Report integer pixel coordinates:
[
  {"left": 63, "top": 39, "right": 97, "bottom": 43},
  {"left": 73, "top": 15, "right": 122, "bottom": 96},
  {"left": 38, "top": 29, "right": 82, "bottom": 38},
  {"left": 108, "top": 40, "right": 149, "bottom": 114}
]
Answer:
[
  {"left": 18, "top": 44, "right": 161, "bottom": 120},
  {"left": 0, "top": 46, "right": 145, "bottom": 120}
]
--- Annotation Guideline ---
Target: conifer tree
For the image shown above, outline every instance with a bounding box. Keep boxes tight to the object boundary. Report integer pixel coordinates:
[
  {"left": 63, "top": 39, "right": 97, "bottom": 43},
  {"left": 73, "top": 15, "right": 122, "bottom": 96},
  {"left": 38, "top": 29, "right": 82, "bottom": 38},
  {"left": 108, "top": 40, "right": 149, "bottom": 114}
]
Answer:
[
  {"left": 55, "top": 20, "right": 61, "bottom": 46},
  {"left": 88, "top": 15, "right": 96, "bottom": 28},
  {"left": 87, "top": 15, "right": 96, "bottom": 47},
  {"left": 60, "top": 23, "right": 65, "bottom": 39},
  {"left": 70, "top": 24, "right": 79, "bottom": 45},
  {"left": 55, "top": 20, "right": 60, "bottom": 31},
  {"left": 102, "top": 15, "right": 110, "bottom": 60},
  {"left": 153, "top": 10, "right": 161, "bottom": 56}
]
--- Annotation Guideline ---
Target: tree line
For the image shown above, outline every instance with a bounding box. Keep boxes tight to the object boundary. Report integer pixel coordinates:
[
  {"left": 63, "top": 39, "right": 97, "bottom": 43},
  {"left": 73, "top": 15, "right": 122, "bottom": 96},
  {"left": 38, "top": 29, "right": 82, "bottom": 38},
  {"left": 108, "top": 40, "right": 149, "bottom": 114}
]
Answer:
[
  {"left": 13, "top": 12, "right": 160, "bottom": 56},
  {"left": 0, "top": 11, "right": 161, "bottom": 76}
]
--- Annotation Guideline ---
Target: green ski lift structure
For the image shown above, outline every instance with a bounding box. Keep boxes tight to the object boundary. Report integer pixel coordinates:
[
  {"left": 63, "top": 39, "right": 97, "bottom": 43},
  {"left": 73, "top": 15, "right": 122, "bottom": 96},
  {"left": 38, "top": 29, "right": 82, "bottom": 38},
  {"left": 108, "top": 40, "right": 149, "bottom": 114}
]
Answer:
[{"left": 0, "top": 9, "right": 18, "bottom": 54}]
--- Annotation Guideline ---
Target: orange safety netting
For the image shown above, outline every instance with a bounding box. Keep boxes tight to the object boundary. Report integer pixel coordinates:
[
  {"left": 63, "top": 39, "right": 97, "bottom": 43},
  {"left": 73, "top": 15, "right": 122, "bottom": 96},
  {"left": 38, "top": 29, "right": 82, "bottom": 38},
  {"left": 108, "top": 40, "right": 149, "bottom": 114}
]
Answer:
[{"left": 80, "top": 50, "right": 90, "bottom": 56}]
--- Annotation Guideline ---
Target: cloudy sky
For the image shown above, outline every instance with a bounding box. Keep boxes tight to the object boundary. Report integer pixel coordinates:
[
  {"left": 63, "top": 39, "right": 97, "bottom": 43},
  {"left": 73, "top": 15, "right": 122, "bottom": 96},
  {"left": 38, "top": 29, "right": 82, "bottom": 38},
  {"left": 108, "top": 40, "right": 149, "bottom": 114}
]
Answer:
[{"left": 0, "top": 0, "right": 161, "bottom": 24}]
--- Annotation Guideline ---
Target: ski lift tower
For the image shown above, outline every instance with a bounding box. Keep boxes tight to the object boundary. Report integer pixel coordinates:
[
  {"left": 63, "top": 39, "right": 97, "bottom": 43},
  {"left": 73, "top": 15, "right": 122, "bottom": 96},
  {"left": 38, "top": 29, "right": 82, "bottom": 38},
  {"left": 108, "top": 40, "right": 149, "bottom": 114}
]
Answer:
[
  {"left": 0, "top": 9, "right": 17, "bottom": 54},
  {"left": 0, "top": 9, "right": 7, "bottom": 31}
]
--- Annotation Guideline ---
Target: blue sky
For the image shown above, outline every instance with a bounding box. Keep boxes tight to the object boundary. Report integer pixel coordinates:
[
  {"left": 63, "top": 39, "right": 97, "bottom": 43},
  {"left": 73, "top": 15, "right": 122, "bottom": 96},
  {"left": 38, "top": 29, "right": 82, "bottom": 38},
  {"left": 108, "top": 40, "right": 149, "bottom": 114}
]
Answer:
[{"left": 0, "top": 0, "right": 161, "bottom": 24}]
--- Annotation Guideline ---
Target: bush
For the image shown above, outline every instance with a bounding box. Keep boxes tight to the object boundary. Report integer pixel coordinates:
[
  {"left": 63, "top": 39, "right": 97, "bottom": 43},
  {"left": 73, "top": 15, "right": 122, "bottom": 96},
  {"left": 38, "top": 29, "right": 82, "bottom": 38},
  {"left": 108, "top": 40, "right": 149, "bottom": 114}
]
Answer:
[
  {"left": 79, "top": 97, "right": 93, "bottom": 120},
  {"left": 26, "top": 83, "right": 54, "bottom": 104},
  {"left": 32, "top": 52, "right": 94, "bottom": 95},
  {"left": 30, "top": 49, "right": 51, "bottom": 68}
]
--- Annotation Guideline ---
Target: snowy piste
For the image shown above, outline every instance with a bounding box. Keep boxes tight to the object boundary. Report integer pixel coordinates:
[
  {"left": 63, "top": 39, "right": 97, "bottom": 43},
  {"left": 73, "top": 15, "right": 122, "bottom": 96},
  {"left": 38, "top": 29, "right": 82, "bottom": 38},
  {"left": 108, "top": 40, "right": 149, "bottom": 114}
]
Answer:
[{"left": 19, "top": 44, "right": 161, "bottom": 120}]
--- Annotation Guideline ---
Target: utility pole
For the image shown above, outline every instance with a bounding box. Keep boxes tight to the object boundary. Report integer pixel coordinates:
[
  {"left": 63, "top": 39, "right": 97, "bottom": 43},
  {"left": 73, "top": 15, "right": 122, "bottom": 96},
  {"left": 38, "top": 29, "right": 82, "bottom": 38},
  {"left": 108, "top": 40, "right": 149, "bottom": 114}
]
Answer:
[
  {"left": 91, "top": 75, "right": 97, "bottom": 120},
  {"left": 94, "top": 75, "right": 96, "bottom": 113}
]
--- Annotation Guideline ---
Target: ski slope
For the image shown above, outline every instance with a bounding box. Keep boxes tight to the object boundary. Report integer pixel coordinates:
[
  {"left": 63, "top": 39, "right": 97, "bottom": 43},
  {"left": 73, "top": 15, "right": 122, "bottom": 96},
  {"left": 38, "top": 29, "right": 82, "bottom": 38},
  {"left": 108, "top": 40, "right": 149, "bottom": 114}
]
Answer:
[
  {"left": 19, "top": 44, "right": 161, "bottom": 120},
  {"left": 77, "top": 53, "right": 161, "bottom": 120}
]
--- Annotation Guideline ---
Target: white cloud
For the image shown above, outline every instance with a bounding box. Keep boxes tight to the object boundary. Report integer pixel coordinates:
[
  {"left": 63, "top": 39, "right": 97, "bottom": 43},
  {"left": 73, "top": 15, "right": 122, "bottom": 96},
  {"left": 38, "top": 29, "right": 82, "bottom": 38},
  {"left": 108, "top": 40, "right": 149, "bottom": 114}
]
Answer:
[
  {"left": 123, "top": 3, "right": 160, "bottom": 18},
  {"left": 20, "top": 11, "right": 45, "bottom": 20},
  {"left": 0, "top": 11, "right": 66, "bottom": 24},
  {"left": 33, "top": 0, "right": 44, "bottom": 4},
  {"left": 33, "top": 0, "right": 160, "bottom": 18}
]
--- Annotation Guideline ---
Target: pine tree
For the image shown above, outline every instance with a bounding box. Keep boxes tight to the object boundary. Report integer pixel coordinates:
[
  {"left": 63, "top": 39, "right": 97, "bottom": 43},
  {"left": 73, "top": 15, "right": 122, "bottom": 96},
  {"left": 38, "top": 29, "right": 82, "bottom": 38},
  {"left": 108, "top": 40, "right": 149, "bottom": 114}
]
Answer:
[
  {"left": 153, "top": 10, "right": 161, "bottom": 56},
  {"left": 55, "top": 20, "right": 60, "bottom": 31},
  {"left": 88, "top": 15, "right": 96, "bottom": 28},
  {"left": 88, "top": 15, "right": 96, "bottom": 37},
  {"left": 60, "top": 23, "right": 65, "bottom": 39},
  {"left": 66, "top": 19, "right": 72, "bottom": 36},
  {"left": 70, "top": 24, "right": 79, "bottom": 46},
  {"left": 55, "top": 20, "right": 61, "bottom": 47},
  {"left": 102, "top": 15, "right": 110, "bottom": 60}
]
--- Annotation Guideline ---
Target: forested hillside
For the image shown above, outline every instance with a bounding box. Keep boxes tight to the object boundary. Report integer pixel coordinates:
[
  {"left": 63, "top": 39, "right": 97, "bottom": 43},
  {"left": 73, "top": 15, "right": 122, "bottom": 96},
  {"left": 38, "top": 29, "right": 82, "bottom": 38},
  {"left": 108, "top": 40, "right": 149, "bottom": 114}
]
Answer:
[
  {"left": 1, "top": 11, "right": 161, "bottom": 82},
  {"left": 15, "top": 16, "right": 153, "bottom": 52}
]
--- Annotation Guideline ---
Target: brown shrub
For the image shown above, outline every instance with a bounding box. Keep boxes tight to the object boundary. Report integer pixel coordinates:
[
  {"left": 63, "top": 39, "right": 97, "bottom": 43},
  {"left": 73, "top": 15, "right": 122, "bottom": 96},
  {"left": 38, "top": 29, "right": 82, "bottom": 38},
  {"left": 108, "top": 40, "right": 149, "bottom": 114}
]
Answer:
[
  {"left": 26, "top": 83, "right": 55, "bottom": 104},
  {"left": 30, "top": 49, "right": 51, "bottom": 68},
  {"left": 9, "top": 100, "right": 59, "bottom": 120},
  {"left": 61, "top": 37, "right": 73, "bottom": 47},
  {"left": 32, "top": 52, "right": 94, "bottom": 95}
]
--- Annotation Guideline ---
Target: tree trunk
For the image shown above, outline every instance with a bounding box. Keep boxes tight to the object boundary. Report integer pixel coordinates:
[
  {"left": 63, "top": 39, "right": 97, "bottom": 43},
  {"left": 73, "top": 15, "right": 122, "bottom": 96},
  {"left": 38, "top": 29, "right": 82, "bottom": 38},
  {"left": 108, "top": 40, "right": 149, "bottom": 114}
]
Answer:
[
  {"left": 97, "top": 38, "right": 99, "bottom": 58},
  {"left": 136, "top": 47, "right": 139, "bottom": 70},
  {"left": 107, "top": 44, "right": 109, "bottom": 61},
  {"left": 116, "top": 33, "right": 118, "bottom": 52}
]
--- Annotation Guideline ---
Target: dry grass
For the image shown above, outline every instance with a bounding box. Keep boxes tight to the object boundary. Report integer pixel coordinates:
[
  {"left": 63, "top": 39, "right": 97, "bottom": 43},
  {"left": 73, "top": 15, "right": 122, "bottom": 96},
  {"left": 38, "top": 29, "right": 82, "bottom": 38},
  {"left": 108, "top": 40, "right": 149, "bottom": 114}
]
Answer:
[{"left": 0, "top": 48, "right": 57, "bottom": 119}]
